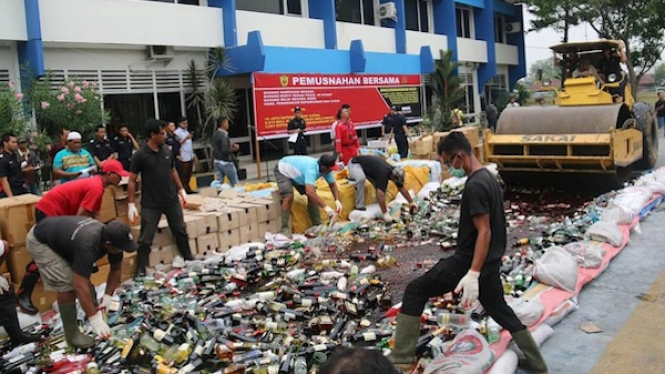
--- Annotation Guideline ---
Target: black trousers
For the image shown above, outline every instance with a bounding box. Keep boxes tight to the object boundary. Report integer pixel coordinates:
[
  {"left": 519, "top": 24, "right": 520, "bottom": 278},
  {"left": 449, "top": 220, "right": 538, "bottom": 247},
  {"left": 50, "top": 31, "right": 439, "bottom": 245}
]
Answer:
[
  {"left": 400, "top": 253, "right": 525, "bottom": 334},
  {"left": 293, "top": 139, "right": 308, "bottom": 155},
  {"left": 396, "top": 136, "right": 409, "bottom": 159},
  {"left": 138, "top": 203, "right": 193, "bottom": 261}
]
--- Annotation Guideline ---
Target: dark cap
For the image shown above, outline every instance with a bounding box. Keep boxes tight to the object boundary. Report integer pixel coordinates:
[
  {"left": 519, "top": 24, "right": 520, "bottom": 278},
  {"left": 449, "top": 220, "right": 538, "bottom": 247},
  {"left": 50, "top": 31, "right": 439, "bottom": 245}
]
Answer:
[
  {"left": 18, "top": 137, "right": 29, "bottom": 144},
  {"left": 318, "top": 154, "right": 337, "bottom": 168},
  {"left": 104, "top": 220, "right": 138, "bottom": 252},
  {"left": 294, "top": 106, "right": 301, "bottom": 112}
]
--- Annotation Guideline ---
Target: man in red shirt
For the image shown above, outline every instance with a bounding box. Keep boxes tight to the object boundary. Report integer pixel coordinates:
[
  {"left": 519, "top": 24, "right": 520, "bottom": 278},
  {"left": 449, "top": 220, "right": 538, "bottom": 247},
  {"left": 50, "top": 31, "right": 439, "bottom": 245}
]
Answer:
[
  {"left": 17, "top": 159, "right": 128, "bottom": 314},
  {"left": 334, "top": 106, "right": 360, "bottom": 165}
]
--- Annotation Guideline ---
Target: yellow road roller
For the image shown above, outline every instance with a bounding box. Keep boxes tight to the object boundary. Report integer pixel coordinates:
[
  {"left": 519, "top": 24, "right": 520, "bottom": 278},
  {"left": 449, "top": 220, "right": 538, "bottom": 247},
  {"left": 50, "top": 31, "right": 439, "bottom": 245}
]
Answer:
[{"left": 485, "top": 40, "right": 659, "bottom": 186}]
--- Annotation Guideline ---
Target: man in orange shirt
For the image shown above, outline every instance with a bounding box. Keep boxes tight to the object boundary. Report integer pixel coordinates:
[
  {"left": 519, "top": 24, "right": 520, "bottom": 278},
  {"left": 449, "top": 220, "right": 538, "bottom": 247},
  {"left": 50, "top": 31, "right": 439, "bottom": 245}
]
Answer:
[{"left": 334, "top": 106, "right": 360, "bottom": 165}]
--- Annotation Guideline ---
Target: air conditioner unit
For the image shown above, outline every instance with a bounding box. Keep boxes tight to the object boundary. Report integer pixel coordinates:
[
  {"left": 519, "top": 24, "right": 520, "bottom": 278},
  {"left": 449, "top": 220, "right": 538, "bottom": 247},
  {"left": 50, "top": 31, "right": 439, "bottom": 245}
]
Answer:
[
  {"left": 505, "top": 22, "right": 521, "bottom": 33},
  {"left": 379, "top": 2, "right": 397, "bottom": 21},
  {"left": 147, "top": 45, "right": 174, "bottom": 60}
]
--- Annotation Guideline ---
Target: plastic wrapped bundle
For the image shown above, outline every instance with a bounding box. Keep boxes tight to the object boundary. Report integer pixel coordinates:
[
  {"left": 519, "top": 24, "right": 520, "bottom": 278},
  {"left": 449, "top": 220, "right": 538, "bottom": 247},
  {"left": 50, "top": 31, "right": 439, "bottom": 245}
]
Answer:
[
  {"left": 600, "top": 203, "right": 635, "bottom": 225},
  {"left": 585, "top": 221, "right": 624, "bottom": 247}
]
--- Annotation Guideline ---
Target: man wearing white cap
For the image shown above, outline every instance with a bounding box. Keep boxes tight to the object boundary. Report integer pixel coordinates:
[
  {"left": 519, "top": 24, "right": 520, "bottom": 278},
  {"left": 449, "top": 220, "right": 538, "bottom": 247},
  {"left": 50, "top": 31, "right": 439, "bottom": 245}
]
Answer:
[{"left": 53, "top": 131, "right": 96, "bottom": 184}]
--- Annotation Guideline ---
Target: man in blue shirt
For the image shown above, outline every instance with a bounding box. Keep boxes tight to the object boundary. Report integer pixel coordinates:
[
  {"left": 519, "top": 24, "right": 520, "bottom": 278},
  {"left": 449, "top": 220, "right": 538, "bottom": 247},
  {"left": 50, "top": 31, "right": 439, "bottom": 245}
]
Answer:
[
  {"left": 274, "top": 154, "right": 342, "bottom": 237},
  {"left": 53, "top": 131, "right": 95, "bottom": 184}
]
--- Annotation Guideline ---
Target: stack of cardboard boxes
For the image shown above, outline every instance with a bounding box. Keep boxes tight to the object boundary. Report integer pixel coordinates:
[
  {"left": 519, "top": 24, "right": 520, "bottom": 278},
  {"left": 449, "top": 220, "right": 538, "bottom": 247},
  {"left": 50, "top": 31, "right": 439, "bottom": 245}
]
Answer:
[{"left": 0, "top": 195, "right": 55, "bottom": 313}]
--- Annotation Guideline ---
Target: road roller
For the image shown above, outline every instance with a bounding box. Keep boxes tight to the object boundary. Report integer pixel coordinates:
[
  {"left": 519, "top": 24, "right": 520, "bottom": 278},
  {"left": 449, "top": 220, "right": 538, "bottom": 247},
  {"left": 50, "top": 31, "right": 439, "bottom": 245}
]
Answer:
[{"left": 485, "top": 40, "right": 659, "bottom": 187}]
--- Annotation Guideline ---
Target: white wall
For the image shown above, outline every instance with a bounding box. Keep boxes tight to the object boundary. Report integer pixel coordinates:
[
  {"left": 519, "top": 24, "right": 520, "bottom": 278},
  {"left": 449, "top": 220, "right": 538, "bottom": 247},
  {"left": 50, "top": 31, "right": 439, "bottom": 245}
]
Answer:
[
  {"left": 236, "top": 11, "right": 324, "bottom": 49},
  {"left": 0, "top": 0, "right": 27, "bottom": 41},
  {"left": 39, "top": 0, "right": 223, "bottom": 48},
  {"left": 405, "top": 31, "right": 447, "bottom": 55},
  {"left": 456, "top": 38, "right": 487, "bottom": 63},
  {"left": 336, "top": 23, "right": 395, "bottom": 53},
  {"left": 43, "top": 47, "right": 207, "bottom": 72},
  {"left": 495, "top": 43, "right": 518, "bottom": 65}
]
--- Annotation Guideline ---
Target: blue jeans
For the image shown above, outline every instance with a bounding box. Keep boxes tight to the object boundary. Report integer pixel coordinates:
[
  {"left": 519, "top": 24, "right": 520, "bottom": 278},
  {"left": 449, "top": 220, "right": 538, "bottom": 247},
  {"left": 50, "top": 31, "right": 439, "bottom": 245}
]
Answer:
[
  {"left": 27, "top": 183, "right": 41, "bottom": 195},
  {"left": 658, "top": 116, "right": 665, "bottom": 130},
  {"left": 214, "top": 160, "right": 239, "bottom": 187}
]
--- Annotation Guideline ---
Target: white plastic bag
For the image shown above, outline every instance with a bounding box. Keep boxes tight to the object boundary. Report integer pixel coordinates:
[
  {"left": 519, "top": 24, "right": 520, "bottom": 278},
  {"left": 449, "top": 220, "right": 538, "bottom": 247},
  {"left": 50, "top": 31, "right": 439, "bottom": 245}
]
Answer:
[
  {"left": 486, "top": 350, "right": 518, "bottom": 374},
  {"left": 613, "top": 187, "right": 652, "bottom": 214},
  {"left": 348, "top": 204, "right": 383, "bottom": 221},
  {"left": 508, "top": 296, "right": 545, "bottom": 327},
  {"left": 424, "top": 329, "right": 494, "bottom": 374},
  {"left": 600, "top": 203, "right": 635, "bottom": 225},
  {"left": 585, "top": 221, "right": 624, "bottom": 247},
  {"left": 417, "top": 182, "right": 442, "bottom": 199},
  {"left": 533, "top": 246, "right": 579, "bottom": 293},
  {"left": 562, "top": 242, "right": 605, "bottom": 268},
  {"left": 543, "top": 299, "right": 578, "bottom": 327}
]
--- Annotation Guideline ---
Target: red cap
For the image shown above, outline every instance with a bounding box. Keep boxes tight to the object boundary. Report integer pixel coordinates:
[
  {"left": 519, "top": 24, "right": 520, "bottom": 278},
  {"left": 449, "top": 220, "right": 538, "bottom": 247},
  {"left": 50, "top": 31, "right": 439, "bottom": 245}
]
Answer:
[{"left": 101, "top": 159, "right": 130, "bottom": 177}]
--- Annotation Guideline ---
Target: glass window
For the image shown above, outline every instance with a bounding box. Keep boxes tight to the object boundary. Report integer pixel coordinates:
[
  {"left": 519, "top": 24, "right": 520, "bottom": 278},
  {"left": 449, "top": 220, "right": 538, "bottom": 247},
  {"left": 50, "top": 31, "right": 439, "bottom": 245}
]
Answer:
[
  {"left": 337, "top": 0, "right": 361, "bottom": 23},
  {"left": 158, "top": 92, "right": 183, "bottom": 129},
  {"left": 419, "top": 0, "right": 429, "bottom": 32},
  {"left": 405, "top": 0, "right": 419, "bottom": 31},
  {"left": 237, "top": 0, "right": 283, "bottom": 14},
  {"left": 456, "top": 7, "right": 471, "bottom": 38},
  {"left": 231, "top": 88, "right": 251, "bottom": 138},
  {"left": 362, "top": 0, "right": 375, "bottom": 25},
  {"left": 104, "top": 93, "right": 156, "bottom": 141},
  {"left": 287, "top": 0, "right": 302, "bottom": 15},
  {"left": 494, "top": 15, "right": 504, "bottom": 43}
]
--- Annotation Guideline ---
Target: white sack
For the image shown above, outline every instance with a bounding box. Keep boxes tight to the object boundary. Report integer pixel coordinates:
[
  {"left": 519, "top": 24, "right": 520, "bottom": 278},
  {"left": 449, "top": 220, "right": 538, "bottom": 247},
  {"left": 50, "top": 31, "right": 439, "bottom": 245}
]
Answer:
[
  {"left": 562, "top": 242, "right": 606, "bottom": 268},
  {"left": 600, "top": 203, "right": 635, "bottom": 225},
  {"left": 585, "top": 221, "right": 624, "bottom": 247},
  {"left": 543, "top": 299, "right": 579, "bottom": 327},
  {"left": 424, "top": 329, "right": 494, "bottom": 374},
  {"left": 508, "top": 296, "right": 545, "bottom": 327},
  {"left": 533, "top": 246, "right": 579, "bottom": 293}
]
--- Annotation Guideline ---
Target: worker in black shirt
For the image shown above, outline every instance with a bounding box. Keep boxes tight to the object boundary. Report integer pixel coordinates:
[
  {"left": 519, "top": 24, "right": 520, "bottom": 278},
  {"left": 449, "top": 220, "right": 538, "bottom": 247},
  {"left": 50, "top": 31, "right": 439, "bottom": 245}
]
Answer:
[
  {"left": 165, "top": 120, "right": 181, "bottom": 171},
  {"left": 288, "top": 106, "right": 307, "bottom": 155},
  {"left": 112, "top": 124, "right": 139, "bottom": 171},
  {"left": 0, "top": 132, "right": 28, "bottom": 198},
  {"left": 389, "top": 132, "right": 548, "bottom": 374},
  {"left": 26, "top": 217, "right": 137, "bottom": 348},
  {"left": 383, "top": 106, "right": 409, "bottom": 158},
  {"left": 88, "top": 125, "right": 116, "bottom": 168},
  {"left": 127, "top": 119, "right": 193, "bottom": 277},
  {"left": 348, "top": 155, "right": 417, "bottom": 221}
]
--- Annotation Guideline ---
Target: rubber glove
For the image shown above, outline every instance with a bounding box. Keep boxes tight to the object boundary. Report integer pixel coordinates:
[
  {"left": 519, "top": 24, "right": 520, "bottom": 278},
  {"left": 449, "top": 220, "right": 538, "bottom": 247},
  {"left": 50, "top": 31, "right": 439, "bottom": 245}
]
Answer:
[
  {"left": 99, "top": 294, "right": 112, "bottom": 311},
  {"left": 324, "top": 206, "right": 336, "bottom": 218},
  {"left": 382, "top": 212, "right": 394, "bottom": 223},
  {"left": 454, "top": 270, "right": 480, "bottom": 308},
  {"left": 89, "top": 312, "right": 111, "bottom": 339},
  {"left": 335, "top": 200, "right": 343, "bottom": 214},
  {"left": 20, "top": 161, "right": 28, "bottom": 169},
  {"left": 128, "top": 203, "right": 139, "bottom": 224},
  {"left": 178, "top": 189, "right": 188, "bottom": 206},
  {"left": 0, "top": 276, "right": 10, "bottom": 294}
]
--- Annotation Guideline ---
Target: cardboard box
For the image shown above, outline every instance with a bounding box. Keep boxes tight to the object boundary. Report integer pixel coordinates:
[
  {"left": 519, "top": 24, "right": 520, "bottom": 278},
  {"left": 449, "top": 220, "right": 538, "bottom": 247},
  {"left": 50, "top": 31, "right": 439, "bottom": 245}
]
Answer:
[
  {"left": 114, "top": 195, "right": 140, "bottom": 218},
  {"left": 452, "top": 126, "right": 480, "bottom": 151},
  {"left": 99, "top": 188, "right": 116, "bottom": 223},
  {"left": 131, "top": 220, "right": 173, "bottom": 247},
  {"left": 90, "top": 264, "right": 111, "bottom": 287},
  {"left": 196, "top": 233, "right": 219, "bottom": 256},
  {"left": 183, "top": 214, "right": 204, "bottom": 238},
  {"left": 217, "top": 230, "right": 241, "bottom": 252},
  {"left": 0, "top": 258, "right": 8, "bottom": 275},
  {"left": 188, "top": 239, "right": 197, "bottom": 257},
  {"left": 1, "top": 272, "right": 10, "bottom": 283},
  {"left": 430, "top": 152, "right": 440, "bottom": 161},
  {"left": 191, "top": 213, "right": 218, "bottom": 236},
  {"left": 149, "top": 244, "right": 175, "bottom": 267},
  {"left": 409, "top": 135, "right": 434, "bottom": 155},
  {"left": 215, "top": 208, "right": 241, "bottom": 232},
  {"left": 244, "top": 199, "right": 280, "bottom": 223},
  {"left": 474, "top": 144, "right": 485, "bottom": 163},
  {"left": 120, "top": 251, "right": 137, "bottom": 282},
  {"left": 7, "top": 245, "right": 33, "bottom": 284},
  {"left": 239, "top": 223, "right": 260, "bottom": 243},
  {"left": 198, "top": 187, "right": 219, "bottom": 198},
  {"left": 25, "top": 281, "right": 57, "bottom": 313},
  {"left": 226, "top": 202, "right": 258, "bottom": 227},
  {"left": 0, "top": 194, "right": 41, "bottom": 245}
]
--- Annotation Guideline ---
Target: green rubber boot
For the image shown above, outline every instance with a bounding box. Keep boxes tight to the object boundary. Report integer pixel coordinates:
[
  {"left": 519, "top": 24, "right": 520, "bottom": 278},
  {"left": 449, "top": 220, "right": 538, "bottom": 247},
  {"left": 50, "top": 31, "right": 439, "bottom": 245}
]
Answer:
[
  {"left": 59, "top": 302, "right": 95, "bottom": 349},
  {"left": 307, "top": 204, "right": 322, "bottom": 226},
  {"left": 389, "top": 313, "right": 422, "bottom": 370},
  {"left": 512, "top": 329, "right": 549, "bottom": 374},
  {"left": 280, "top": 210, "right": 293, "bottom": 238}
]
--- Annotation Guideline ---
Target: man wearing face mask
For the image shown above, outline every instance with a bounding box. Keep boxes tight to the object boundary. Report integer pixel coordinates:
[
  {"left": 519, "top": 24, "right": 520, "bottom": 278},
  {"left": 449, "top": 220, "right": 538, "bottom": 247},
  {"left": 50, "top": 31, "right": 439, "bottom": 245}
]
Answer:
[{"left": 389, "top": 132, "right": 548, "bottom": 374}]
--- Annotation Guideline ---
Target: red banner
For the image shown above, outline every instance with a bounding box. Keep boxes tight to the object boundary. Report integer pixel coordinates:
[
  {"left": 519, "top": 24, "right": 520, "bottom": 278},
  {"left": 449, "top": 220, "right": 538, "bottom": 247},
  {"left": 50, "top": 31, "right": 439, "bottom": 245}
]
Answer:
[{"left": 252, "top": 73, "right": 422, "bottom": 138}]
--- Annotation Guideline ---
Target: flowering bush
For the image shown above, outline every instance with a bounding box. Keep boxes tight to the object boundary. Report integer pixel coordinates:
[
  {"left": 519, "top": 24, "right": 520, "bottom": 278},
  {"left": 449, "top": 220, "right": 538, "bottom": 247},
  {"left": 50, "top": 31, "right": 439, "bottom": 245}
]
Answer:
[
  {"left": 0, "top": 82, "right": 30, "bottom": 135},
  {"left": 28, "top": 73, "right": 109, "bottom": 139}
]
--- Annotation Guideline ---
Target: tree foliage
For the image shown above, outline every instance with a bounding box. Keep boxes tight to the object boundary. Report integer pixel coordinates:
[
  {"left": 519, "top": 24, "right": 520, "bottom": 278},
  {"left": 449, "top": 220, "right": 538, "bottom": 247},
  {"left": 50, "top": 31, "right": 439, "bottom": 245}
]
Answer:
[
  {"left": 525, "top": 0, "right": 584, "bottom": 42},
  {"left": 528, "top": 58, "right": 561, "bottom": 82},
  {"left": 654, "top": 64, "right": 665, "bottom": 86},
  {"left": 428, "top": 49, "right": 465, "bottom": 132}
]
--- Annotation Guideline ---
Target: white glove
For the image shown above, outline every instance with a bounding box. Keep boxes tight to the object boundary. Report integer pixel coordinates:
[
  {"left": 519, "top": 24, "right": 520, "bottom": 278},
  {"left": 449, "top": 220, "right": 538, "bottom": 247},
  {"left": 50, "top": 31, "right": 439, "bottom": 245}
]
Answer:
[
  {"left": 0, "top": 276, "right": 10, "bottom": 295},
  {"left": 79, "top": 169, "right": 90, "bottom": 178},
  {"left": 128, "top": 203, "right": 139, "bottom": 224},
  {"left": 99, "top": 294, "right": 112, "bottom": 311},
  {"left": 89, "top": 312, "right": 111, "bottom": 339},
  {"left": 335, "top": 200, "right": 343, "bottom": 214},
  {"left": 178, "top": 189, "right": 188, "bottom": 205},
  {"left": 454, "top": 270, "right": 480, "bottom": 308},
  {"left": 20, "top": 161, "right": 28, "bottom": 169},
  {"left": 382, "top": 212, "right": 394, "bottom": 223},
  {"left": 324, "top": 206, "right": 336, "bottom": 218}
]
